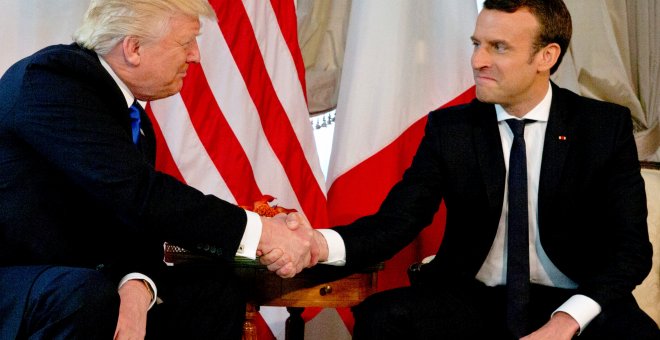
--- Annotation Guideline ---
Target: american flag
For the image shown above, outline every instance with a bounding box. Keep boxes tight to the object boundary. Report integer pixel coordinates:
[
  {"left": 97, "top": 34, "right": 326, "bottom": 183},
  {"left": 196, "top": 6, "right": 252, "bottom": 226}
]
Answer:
[{"left": 148, "top": 0, "right": 328, "bottom": 338}]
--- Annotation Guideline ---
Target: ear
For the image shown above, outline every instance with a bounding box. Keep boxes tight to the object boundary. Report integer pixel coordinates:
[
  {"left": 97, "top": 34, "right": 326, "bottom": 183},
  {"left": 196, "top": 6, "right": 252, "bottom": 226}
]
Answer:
[
  {"left": 537, "top": 42, "right": 561, "bottom": 73},
  {"left": 122, "top": 36, "right": 142, "bottom": 67}
]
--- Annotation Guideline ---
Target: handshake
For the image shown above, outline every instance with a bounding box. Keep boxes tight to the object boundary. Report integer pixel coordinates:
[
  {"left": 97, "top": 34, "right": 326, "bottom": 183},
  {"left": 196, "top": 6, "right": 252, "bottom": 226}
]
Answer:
[{"left": 256, "top": 213, "right": 328, "bottom": 278}]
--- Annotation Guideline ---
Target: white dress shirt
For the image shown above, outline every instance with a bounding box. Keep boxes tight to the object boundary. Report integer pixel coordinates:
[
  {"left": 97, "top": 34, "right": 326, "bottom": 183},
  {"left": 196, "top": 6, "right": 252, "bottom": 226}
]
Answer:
[{"left": 321, "top": 84, "right": 600, "bottom": 333}]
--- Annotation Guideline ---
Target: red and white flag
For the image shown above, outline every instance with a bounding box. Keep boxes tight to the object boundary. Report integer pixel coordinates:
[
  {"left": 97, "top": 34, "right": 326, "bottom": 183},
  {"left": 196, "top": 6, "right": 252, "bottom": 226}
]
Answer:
[
  {"left": 326, "top": 1, "right": 479, "bottom": 334},
  {"left": 148, "top": 0, "right": 328, "bottom": 338}
]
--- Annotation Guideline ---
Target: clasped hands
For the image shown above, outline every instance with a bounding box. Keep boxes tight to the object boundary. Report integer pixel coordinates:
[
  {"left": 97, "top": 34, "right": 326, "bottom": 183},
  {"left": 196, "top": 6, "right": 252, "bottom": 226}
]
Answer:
[{"left": 257, "top": 212, "right": 328, "bottom": 278}]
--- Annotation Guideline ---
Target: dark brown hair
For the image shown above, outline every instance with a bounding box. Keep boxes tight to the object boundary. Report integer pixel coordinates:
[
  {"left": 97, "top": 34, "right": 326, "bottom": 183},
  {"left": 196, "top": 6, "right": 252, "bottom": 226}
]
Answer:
[{"left": 483, "top": 0, "right": 572, "bottom": 74}]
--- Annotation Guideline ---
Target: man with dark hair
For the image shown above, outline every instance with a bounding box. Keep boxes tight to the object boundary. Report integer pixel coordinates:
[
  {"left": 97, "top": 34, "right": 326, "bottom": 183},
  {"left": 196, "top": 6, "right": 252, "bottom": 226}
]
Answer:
[{"left": 265, "top": 0, "right": 660, "bottom": 338}]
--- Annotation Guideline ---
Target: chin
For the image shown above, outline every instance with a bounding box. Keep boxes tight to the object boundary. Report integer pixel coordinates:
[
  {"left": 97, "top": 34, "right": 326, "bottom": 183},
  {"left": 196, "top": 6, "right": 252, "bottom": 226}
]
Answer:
[{"left": 475, "top": 88, "right": 494, "bottom": 104}]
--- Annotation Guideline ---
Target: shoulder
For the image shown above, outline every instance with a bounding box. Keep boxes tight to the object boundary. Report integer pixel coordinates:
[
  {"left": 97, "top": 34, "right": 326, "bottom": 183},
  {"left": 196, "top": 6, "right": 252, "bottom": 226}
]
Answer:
[
  {"left": 553, "top": 83, "right": 630, "bottom": 119},
  {"left": 12, "top": 44, "right": 119, "bottom": 108},
  {"left": 427, "top": 98, "right": 494, "bottom": 128},
  {"left": 22, "top": 44, "right": 104, "bottom": 81}
]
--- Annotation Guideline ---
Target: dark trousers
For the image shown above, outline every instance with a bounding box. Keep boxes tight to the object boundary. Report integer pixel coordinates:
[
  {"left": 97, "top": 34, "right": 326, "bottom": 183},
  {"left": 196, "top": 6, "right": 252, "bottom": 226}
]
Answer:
[
  {"left": 0, "top": 264, "right": 245, "bottom": 340},
  {"left": 147, "top": 263, "right": 246, "bottom": 340},
  {"left": 0, "top": 266, "right": 119, "bottom": 340},
  {"left": 352, "top": 281, "right": 660, "bottom": 340}
]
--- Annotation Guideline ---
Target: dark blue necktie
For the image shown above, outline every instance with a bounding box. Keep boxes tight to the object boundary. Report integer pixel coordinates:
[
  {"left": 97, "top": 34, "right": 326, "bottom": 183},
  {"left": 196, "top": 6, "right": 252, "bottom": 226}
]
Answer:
[
  {"left": 128, "top": 101, "right": 142, "bottom": 145},
  {"left": 505, "top": 118, "right": 532, "bottom": 338}
]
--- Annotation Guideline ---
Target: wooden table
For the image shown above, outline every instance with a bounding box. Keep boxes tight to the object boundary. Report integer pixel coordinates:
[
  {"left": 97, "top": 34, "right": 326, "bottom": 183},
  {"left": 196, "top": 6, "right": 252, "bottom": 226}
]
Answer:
[{"left": 165, "top": 246, "right": 382, "bottom": 339}]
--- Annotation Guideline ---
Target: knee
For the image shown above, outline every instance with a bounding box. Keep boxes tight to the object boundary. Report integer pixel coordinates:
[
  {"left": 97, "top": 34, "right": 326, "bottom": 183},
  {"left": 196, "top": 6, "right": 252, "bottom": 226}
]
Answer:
[
  {"left": 19, "top": 267, "right": 119, "bottom": 339},
  {"left": 33, "top": 267, "right": 119, "bottom": 321},
  {"left": 353, "top": 291, "right": 405, "bottom": 327}
]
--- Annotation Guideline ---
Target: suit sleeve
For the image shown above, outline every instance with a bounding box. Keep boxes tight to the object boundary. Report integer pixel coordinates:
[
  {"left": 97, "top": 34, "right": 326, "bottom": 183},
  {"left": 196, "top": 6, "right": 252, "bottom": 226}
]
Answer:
[
  {"left": 572, "top": 106, "right": 652, "bottom": 307},
  {"left": 332, "top": 113, "right": 446, "bottom": 269}
]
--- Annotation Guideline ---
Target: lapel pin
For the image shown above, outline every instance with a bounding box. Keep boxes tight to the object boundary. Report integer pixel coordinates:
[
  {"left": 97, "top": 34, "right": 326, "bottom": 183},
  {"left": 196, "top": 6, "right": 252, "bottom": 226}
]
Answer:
[{"left": 558, "top": 135, "right": 567, "bottom": 141}]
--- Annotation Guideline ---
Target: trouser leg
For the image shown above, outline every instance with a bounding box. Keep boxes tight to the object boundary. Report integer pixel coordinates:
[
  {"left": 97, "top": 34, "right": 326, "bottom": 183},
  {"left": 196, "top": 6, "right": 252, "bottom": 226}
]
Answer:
[
  {"left": 0, "top": 266, "right": 119, "bottom": 340},
  {"left": 147, "top": 263, "right": 246, "bottom": 340}
]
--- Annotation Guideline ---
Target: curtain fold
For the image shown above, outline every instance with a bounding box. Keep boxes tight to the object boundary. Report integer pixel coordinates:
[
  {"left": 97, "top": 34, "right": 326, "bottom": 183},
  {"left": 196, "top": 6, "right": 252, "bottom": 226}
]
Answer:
[
  {"left": 553, "top": 0, "right": 659, "bottom": 161},
  {"left": 297, "top": 0, "right": 351, "bottom": 114}
]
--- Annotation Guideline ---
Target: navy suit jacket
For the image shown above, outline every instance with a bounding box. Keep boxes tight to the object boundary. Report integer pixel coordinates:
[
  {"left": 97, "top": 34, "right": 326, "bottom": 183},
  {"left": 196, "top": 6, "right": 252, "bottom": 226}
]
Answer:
[
  {"left": 334, "top": 83, "right": 652, "bottom": 309},
  {"left": 0, "top": 44, "right": 246, "bottom": 282}
]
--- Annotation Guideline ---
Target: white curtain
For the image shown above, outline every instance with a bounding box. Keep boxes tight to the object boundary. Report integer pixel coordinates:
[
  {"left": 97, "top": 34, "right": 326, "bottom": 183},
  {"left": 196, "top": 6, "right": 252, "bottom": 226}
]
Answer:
[
  {"left": 0, "top": 0, "right": 89, "bottom": 74},
  {"left": 555, "top": 0, "right": 660, "bottom": 161}
]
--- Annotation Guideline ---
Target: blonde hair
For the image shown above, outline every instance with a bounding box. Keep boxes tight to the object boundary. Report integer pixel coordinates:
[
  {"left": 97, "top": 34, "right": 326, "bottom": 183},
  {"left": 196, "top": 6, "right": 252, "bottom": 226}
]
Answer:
[{"left": 73, "top": 0, "right": 217, "bottom": 55}]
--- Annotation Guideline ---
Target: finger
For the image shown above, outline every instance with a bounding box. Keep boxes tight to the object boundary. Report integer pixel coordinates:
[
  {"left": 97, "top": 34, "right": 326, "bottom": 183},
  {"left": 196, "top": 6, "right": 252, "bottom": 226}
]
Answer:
[
  {"left": 294, "top": 252, "right": 308, "bottom": 274},
  {"left": 266, "top": 254, "right": 292, "bottom": 272},
  {"left": 258, "top": 248, "right": 283, "bottom": 265},
  {"left": 276, "top": 262, "right": 296, "bottom": 278},
  {"left": 285, "top": 212, "right": 301, "bottom": 230}
]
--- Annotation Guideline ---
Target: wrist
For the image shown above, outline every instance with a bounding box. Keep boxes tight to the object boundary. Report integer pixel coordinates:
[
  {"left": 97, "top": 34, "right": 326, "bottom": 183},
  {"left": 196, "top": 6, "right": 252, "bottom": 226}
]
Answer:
[
  {"left": 119, "top": 280, "right": 152, "bottom": 308},
  {"left": 551, "top": 311, "right": 580, "bottom": 337},
  {"left": 140, "top": 279, "right": 154, "bottom": 301},
  {"left": 258, "top": 216, "right": 271, "bottom": 251},
  {"left": 316, "top": 230, "right": 329, "bottom": 262}
]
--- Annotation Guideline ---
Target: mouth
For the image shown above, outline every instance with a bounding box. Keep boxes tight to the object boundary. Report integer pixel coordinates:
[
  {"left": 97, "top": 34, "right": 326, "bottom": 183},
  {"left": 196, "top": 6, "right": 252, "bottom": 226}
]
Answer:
[{"left": 474, "top": 74, "right": 496, "bottom": 85}]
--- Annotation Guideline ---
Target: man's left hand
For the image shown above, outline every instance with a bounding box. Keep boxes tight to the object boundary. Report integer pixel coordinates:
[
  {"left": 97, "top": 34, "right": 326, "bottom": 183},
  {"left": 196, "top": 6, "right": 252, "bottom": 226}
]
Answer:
[
  {"left": 114, "top": 279, "right": 151, "bottom": 340},
  {"left": 521, "top": 312, "right": 579, "bottom": 340}
]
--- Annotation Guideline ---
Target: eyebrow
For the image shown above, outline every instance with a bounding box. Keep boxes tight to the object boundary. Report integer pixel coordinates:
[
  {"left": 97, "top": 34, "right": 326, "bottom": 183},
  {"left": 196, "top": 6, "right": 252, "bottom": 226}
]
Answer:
[{"left": 471, "top": 36, "right": 509, "bottom": 47}]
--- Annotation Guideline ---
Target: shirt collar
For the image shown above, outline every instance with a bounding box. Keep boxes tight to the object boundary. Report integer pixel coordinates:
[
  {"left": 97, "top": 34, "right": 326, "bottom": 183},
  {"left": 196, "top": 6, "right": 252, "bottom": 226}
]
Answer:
[
  {"left": 495, "top": 83, "right": 552, "bottom": 123},
  {"left": 98, "top": 55, "right": 146, "bottom": 109}
]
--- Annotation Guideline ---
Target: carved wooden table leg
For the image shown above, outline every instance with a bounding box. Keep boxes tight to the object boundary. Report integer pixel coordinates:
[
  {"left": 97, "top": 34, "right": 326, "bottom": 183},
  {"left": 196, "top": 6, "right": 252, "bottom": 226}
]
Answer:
[
  {"left": 243, "top": 303, "right": 258, "bottom": 340},
  {"left": 285, "top": 307, "right": 305, "bottom": 340}
]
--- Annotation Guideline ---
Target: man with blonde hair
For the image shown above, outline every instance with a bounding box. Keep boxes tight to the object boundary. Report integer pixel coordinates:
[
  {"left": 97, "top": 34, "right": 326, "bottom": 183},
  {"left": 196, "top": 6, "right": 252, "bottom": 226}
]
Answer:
[{"left": 0, "top": 1, "right": 315, "bottom": 339}]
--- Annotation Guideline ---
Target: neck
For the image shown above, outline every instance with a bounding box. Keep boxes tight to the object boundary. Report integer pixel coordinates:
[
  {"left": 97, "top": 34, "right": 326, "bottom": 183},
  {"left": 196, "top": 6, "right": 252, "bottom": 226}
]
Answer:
[{"left": 502, "top": 79, "right": 550, "bottom": 118}]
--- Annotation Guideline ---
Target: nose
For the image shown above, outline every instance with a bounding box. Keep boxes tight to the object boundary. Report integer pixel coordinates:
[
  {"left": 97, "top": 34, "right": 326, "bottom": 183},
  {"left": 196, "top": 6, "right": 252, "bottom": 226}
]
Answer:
[
  {"left": 188, "top": 38, "right": 201, "bottom": 63},
  {"left": 471, "top": 45, "right": 489, "bottom": 70}
]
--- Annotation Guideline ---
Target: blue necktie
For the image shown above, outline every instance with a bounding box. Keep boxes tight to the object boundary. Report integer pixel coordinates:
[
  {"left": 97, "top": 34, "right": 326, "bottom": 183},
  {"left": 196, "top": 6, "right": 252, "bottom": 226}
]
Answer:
[
  {"left": 505, "top": 119, "right": 532, "bottom": 338},
  {"left": 128, "top": 101, "right": 142, "bottom": 145}
]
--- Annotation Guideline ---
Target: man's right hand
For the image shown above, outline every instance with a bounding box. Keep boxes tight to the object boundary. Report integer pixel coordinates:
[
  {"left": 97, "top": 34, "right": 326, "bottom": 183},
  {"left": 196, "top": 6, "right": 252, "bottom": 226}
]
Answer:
[
  {"left": 259, "top": 218, "right": 330, "bottom": 278},
  {"left": 257, "top": 212, "right": 314, "bottom": 278}
]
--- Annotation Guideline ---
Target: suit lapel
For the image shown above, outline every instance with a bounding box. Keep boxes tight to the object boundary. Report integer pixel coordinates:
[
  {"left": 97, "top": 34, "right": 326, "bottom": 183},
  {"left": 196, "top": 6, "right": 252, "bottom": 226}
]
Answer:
[
  {"left": 137, "top": 106, "right": 156, "bottom": 166},
  {"left": 539, "top": 83, "right": 573, "bottom": 207},
  {"left": 472, "top": 100, "right": 507, "bottom": 213}
]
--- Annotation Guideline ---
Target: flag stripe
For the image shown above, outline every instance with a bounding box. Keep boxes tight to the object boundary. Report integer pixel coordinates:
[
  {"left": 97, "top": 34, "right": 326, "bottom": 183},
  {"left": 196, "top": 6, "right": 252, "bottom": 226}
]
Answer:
[
  {"left": 146, "top": 105, "right": 187, "bottom": 184},
  {"left": 150, "top": 95, "right": 236, "bottom": 201},
  {"left": 179, "top": 63, "right": 262, "bottom": 207},
  {"left": 212, "top": 0, "right": 328, "bottom": 226},
  {"left": 267, "top": 0, "right": 308, "bottom": 101}
]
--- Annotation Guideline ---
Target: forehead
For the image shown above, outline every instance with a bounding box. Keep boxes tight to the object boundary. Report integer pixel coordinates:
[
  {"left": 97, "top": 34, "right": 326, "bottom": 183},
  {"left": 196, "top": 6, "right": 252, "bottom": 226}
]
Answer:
[
  {"left": 163, "top": 14, "right": 201, "bottom": 39},
  {"left": 473, "top": 8, "right": 539, "bottom": 43}
]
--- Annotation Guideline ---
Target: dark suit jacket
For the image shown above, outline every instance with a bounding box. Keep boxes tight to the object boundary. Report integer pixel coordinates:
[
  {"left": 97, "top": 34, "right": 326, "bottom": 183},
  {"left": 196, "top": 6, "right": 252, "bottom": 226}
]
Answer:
[
  {"left": 334, "top": 82, "right": 652, "bottom": 309},
  {"left": 0, "top": 44, "right": 246, "bottom": 282}
]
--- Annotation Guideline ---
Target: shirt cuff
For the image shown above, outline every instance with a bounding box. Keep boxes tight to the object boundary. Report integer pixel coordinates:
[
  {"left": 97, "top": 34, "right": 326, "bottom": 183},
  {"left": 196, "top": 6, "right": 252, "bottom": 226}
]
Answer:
[
  {"left": 236, "top": 210, "right": 262, "bottom": 259},
  {"left": 318, "top": 229, "right": 346, "bottom": 266},
  {"left": 552, "top": 294, "right": 601, "bottom": 335},
  {"left": 118, "top": 273, "right": 157, "bottom": 310}
]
